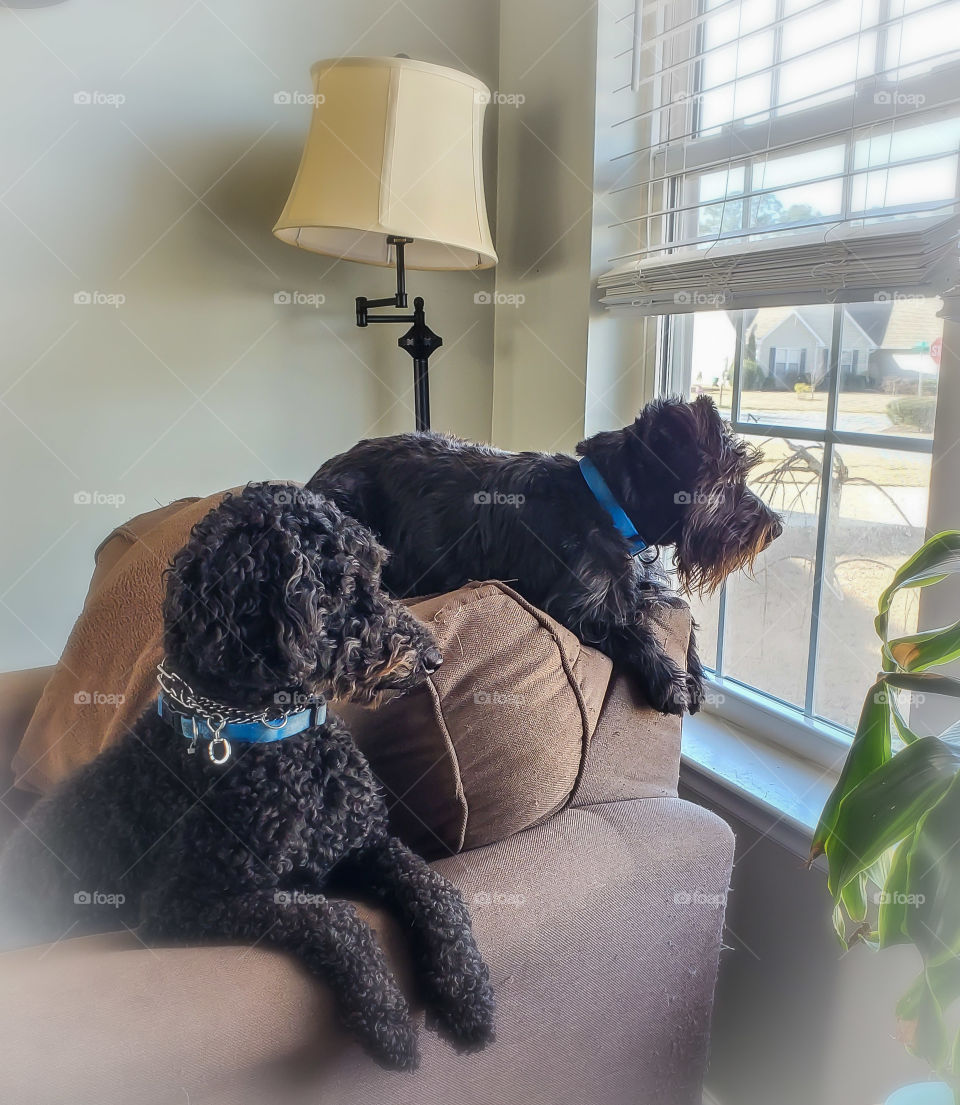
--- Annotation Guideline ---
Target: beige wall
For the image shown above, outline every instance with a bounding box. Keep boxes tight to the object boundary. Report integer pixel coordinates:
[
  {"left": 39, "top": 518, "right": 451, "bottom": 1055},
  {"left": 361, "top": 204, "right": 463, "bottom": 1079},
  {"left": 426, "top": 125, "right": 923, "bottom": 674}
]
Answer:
[
  {"left": 490, "top": 0, "right": 654, "bottom": 452},
  {"left": 491, "top": 0, "right": 600, "bottom": 453},
  {"left": 684, "top": 790, "right": 924, "bottom": 1105},
  {"left": 0, "top": 0, "right": 499, "bottom": 671}
]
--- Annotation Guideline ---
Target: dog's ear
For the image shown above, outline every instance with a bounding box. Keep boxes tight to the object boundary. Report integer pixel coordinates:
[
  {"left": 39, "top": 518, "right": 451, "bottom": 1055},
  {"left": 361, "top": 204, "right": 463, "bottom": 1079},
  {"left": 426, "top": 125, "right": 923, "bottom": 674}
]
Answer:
[
  {"left": 690, "top": 395, "right": 727, "bottom": 460},
  {"left": 320, "top": 576, "right": 442, "bottom": 707},
  {"left": 163, "top": 483, "right": 386, "bottom": 704},
  {"left": 625, "top": 396, "right": 705, "bottom": 491}
]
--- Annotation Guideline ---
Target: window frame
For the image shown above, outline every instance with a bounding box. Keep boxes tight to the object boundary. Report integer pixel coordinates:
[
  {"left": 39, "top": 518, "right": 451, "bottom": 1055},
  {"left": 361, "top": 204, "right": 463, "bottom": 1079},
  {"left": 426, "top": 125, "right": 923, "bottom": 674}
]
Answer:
[
  {"left": 658, "top": 297, "right": 950, "bottom": 769},
  {"left": 593, "top": 1, "right": 960, "bottom": 769},
  {"left": 633, "top": 0, "right": 960, "bottom": 263}
]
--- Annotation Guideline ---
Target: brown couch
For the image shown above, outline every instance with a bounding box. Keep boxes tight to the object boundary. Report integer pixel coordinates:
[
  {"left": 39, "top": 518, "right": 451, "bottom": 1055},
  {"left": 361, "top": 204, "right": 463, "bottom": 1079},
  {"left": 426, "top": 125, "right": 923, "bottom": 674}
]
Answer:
[{"left": 0, "top": 657, "right": 734, "bottom": 1105}]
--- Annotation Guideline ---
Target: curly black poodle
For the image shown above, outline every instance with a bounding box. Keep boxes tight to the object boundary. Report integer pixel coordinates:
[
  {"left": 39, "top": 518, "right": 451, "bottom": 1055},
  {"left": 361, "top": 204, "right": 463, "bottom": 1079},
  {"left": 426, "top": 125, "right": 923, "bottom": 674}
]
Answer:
[
  {"left": 0, "top": 483, "right": 495, "bottom": 1069},
  {"left": 310, "top": 396, "right": 782, "bottom": 715}
]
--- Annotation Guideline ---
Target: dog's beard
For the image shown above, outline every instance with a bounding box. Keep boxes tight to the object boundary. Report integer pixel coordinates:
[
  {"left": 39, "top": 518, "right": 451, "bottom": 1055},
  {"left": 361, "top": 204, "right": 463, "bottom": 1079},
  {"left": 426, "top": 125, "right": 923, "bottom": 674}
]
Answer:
[{"left": 674, "top": 488, "right": 781, "bottom": 595}]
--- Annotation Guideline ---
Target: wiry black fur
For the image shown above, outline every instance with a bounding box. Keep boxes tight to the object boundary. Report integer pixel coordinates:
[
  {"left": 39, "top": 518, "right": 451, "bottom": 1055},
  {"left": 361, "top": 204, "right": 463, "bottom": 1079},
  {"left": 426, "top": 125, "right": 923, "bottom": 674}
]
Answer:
[
  {"left": 310, "top": 396, "right": 782, "bottom": 715},
  {"left": 0, "top": 483, "right": 494, "bottom": 1070}
]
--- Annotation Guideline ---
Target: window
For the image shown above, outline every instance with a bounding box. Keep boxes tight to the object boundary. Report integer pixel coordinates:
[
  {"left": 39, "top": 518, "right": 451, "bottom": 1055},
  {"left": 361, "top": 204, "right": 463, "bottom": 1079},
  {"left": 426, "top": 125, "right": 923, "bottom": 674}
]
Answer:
[
  {"left": 595, "top": 0, "right": 960, "bottom": 757},
  {"left": 662, "top": 297, "right": 942, "bottom": 734}
]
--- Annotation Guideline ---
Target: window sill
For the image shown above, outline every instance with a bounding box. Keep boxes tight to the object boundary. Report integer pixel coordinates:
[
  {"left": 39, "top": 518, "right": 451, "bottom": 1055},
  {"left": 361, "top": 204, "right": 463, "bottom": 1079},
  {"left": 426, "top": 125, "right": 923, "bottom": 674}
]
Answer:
[{"left": 680, "top": 706, "right": 842, "bottom": 863}]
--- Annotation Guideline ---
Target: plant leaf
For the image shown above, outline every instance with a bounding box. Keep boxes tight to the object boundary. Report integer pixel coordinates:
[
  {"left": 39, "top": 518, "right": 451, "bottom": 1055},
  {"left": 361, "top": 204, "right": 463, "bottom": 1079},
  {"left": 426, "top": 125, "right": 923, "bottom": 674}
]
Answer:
[
  {"left": 886, "top": 619, "right": 960, "bottom": 672},
  {"left": 904, "top": 773, "right": 960, "bottom": 963},
  {"left": 878, "top": 837, "right": 914, "bottom": 947},
  {"left": 884, "top": 673, "right": 960, "bottom": 700},
  {"left": 825, "top": 737, "right": 960, "bottom": 896},
  {"left": 841, "top": 870, "right": 868, "bottom": 922},
  {"left": 876, "top": 531, "right": 960, "bottom": 670},
  {"left": 896, "top": 967, "right": 952, "bottom": 1070},
  {"left": 811, "top": 683, "right": 891, "bottom": 860},
  {"left": 890, "top": 693, "right": 922, "bottom": 746},
  {"left": 880, "top": 531, "right": 960, "bottom": 601},
  {"left": 939, "top": 719, "right": 960, "bottom": 745}
]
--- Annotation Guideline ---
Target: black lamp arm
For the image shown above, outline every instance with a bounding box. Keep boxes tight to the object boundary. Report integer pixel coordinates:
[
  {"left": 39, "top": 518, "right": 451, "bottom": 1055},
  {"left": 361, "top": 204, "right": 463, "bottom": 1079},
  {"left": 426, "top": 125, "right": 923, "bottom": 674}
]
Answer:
[
  {"left": 355, "top": 235, "right": 412, "bottom": 323},
  {"left": 354, "top": 235, "right": 441, "bottom": 432}
]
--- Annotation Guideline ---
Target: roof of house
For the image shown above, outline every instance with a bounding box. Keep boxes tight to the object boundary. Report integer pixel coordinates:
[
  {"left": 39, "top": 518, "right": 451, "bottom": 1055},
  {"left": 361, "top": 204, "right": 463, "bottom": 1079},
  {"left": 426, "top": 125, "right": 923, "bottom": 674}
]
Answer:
[
  {"left": 880, "top": 297, "right": 943, "bottom": 350},
  {"left": 745, "top": 296, "right": 941, "bottom": 352},
  {"left": 745, "top": 304, "right": 834, "bottom": 346}
]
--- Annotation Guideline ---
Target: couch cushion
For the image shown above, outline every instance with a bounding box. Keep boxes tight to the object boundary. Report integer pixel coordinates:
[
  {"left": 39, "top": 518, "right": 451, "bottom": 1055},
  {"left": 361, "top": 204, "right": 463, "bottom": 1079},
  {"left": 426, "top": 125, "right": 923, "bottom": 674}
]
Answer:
[
  {"left": 12, "top": 498, "right": 613, "bottom": 857},
  {"left": 339, "top": 582, "right": 613, "bottom": 856}
]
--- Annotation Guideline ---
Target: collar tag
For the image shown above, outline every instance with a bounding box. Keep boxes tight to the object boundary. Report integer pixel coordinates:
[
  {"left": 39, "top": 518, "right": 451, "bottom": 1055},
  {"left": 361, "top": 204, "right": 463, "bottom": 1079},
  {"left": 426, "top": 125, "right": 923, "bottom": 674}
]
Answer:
[{"left": 578, "top": 456, "right": 648, "bottom": 556}]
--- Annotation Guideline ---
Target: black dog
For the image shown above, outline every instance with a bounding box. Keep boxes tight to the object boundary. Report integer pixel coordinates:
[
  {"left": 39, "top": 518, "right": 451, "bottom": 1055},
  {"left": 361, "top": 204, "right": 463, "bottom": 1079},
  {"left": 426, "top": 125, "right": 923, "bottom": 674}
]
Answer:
[
  {"left": 310, "top": 396, "right": 782, "bottom": 715},
  {"left": 0, "top": 483, "right": 494, "bottom": 1069}
]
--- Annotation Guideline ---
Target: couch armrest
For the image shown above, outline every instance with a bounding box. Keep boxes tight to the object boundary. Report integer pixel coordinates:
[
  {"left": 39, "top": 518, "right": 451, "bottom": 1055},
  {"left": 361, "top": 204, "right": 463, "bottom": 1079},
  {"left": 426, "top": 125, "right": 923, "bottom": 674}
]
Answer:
[
  {"left": 0, "top": 668, "right": 52, "bottom": 768},
  {"left": 0, "top": 796, "right": 733, "bottom": 1105},
  {"left": 0, "top": 667, "right": 53, "bottom": 838}
]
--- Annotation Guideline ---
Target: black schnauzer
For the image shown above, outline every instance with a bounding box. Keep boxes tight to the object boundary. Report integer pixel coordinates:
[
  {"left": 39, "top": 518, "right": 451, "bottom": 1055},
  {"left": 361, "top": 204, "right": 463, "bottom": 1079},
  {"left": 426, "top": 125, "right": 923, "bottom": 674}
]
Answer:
[
  {"left": 310, "top": 396, "right": 782, "bottom": 715},
  {"left": 0, "top": 483, "right": 494, "bottom": 1070}
]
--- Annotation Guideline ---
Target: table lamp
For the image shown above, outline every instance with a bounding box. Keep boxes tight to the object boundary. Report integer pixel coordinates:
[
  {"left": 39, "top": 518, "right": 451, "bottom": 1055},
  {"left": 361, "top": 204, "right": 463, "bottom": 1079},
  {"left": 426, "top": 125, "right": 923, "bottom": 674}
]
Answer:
[{"left": 273, "top": 56, "right": 498, "bottom": 431}]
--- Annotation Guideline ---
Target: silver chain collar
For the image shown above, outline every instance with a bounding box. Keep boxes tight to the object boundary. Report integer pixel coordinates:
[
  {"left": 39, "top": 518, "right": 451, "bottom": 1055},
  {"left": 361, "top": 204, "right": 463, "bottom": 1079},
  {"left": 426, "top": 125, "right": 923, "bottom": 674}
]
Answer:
[{"left": 156, "top": 661, "right": 323, "bottom": 764}]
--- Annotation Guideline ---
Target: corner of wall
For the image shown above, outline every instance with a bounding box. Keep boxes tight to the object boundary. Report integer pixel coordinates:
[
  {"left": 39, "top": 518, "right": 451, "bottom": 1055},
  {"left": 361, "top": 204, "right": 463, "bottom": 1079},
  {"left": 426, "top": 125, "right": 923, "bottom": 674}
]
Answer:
[{"left": 489, "top": 1, "right": 600, "bottom": 453}]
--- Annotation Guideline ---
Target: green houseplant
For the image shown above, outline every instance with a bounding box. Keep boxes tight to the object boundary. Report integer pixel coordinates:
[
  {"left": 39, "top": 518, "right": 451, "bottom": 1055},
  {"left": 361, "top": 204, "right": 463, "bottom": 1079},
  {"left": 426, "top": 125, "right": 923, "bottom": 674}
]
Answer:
[{"left": 812, "top": 531, "right": 960, "bottom": 1101}]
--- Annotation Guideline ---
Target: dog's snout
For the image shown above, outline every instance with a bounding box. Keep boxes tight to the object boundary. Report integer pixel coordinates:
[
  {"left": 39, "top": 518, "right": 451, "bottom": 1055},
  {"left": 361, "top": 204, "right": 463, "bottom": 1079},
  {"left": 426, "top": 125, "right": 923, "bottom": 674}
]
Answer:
[
  {"left": 423, "top": 646, "right": 444, "bottom": 673},
  {"left": 771, "top": 516, "right": 784, "bottom": 541}
]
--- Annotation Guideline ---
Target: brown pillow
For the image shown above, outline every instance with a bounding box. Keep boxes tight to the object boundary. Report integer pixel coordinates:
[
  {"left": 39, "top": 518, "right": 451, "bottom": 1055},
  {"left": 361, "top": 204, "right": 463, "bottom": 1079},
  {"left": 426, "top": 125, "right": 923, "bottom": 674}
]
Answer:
[
  {"left": 13, "top": 500, "right": 613, "bottom": 857},
  {"left": 339, "top": 582, "right": 613, "bottom": 857}
]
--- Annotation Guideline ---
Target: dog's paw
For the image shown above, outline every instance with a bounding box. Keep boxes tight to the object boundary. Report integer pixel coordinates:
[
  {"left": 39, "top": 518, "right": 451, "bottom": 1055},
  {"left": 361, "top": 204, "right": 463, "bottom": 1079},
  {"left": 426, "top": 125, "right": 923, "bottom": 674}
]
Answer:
[
  {"left": 643, "top": 659, "right": 691, "bottom": 715},
  {"left": 364, "top": 1010, "right": 421, "bottom": 1071},
  {"left": 429, "top": 979, "right": 496, "bottom": 1052},
  {"left": 685, "top": 672, "right": 705, "bottom": 714},
  {"left": 445, "top": 982, "right": 496, "bottom": 1051}
]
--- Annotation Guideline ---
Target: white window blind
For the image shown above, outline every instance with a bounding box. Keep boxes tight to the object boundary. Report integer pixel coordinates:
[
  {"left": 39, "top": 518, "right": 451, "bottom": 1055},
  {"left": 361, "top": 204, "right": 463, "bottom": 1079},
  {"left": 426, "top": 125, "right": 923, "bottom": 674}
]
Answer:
[{"left": 598, "top": 0, "right": 960, "bottom": 314}]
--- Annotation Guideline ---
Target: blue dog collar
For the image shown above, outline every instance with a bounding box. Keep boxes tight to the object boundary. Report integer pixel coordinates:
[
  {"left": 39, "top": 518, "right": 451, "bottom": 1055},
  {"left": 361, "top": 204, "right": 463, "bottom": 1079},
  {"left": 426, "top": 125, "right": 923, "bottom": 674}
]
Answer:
[
  {"left": 578, "top": 456, "right": 648, "bottom": 556},
  {"left": 157, "top": 692, "right": 326, "bottom": 764}
]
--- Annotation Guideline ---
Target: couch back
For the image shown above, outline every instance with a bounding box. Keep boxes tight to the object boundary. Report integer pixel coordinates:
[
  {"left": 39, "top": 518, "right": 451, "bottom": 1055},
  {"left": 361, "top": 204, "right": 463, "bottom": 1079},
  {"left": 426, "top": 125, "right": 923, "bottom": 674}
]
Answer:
[{"left": 0, "top": 494, "right": 688, "bottom": 853}]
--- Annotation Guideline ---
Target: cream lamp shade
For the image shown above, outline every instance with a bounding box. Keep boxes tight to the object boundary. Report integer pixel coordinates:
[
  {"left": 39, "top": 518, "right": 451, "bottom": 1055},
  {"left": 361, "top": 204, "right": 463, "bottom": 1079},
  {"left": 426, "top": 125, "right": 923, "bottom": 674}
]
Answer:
[{"left": 273, "top": 56, "right": 498, "bottom": 271}]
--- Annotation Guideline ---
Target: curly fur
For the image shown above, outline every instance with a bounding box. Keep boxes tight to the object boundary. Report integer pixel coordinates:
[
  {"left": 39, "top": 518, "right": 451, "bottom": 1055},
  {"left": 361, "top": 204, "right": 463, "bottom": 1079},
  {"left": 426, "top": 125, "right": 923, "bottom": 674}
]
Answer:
[
  {"left": 309, "top": 396, "right": 782, "bottom": 715},
  {"left": 0, "top": 483, "right": 494, "bottom": 1070}
]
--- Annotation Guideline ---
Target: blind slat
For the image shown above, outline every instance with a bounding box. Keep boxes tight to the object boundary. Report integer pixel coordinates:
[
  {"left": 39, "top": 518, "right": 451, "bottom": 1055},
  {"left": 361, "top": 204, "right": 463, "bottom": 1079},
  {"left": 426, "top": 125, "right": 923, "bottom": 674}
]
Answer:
[{"left": 597, "top": 0, "right": 960, "bottom": 314}]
